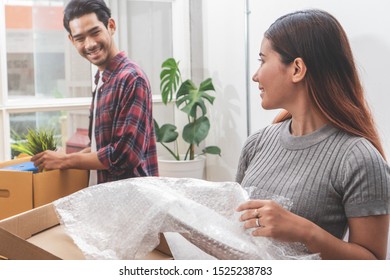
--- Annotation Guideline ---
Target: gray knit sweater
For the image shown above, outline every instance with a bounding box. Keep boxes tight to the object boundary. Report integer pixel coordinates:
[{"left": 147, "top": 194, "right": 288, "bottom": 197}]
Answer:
[{"left": 236, "top": 120, "right": 390, "bottom": 238}]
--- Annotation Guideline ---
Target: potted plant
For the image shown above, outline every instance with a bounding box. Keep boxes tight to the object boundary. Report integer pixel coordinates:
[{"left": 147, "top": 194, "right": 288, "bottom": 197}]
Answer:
[
  {"left": 5, "top": 128, "right": 58, "bottom": 173},
  {"left": 154, "top": 58, "right": 221, "bottom": 178},
  {"left": 11, "top": 128, "right": 57, "bottom": 156}
]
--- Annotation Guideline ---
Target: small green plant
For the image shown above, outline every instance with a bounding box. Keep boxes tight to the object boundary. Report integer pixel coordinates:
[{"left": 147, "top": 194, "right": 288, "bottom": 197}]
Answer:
[
  {"left": 11, "top": 128, "right": 57, "bottom": 156},
  {"left": 154, "top": 58, "right": 221, "bottom": 161}
]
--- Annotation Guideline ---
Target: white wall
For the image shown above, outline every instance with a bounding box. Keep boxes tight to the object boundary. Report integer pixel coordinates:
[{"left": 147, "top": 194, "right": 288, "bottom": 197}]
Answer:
[
  {"left": 247, "top": 0, "right": 390, "bottom": 159},
  {"left": 202, "top": 0, "right": 247, "bottom": 181},
  {"left": 203, "top": 0, "right": 390, "bottom": 182}
]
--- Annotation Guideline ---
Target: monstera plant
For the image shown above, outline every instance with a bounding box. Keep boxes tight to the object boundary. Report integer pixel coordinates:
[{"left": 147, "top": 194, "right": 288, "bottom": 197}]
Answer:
[{"left": 154, "top": 58, "right": 221, "bottom": 161}]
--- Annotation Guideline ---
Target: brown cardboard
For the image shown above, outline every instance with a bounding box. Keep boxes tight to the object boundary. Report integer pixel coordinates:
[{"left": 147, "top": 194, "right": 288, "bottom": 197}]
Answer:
[
  {"left": 33, "top": 169, "right": 88, "bottom": 207},
  {"left": 0, "top": 203, "right": 59, "bottom": 239},
  {"left": 0, "top": 204, "right": 173, "bottom": 260},
  {"left": 0, "top": 157, "right": 88, "bottom": 220},
  {"left": 0, "top": 227, "right": 60, "bottom": 260},
  {"left": 0, "top": 170, "right": 33, "bottom": 220},
  {"left": 0, "top": 204, "right": 70, "bottom": 260}
]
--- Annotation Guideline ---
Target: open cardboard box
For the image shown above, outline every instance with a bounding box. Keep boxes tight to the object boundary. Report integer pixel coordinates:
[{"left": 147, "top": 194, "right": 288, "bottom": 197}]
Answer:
[
  {"left": 0, "top": 157, "right": 88, "bottom": 220},
  {"left": 0, "top": 203, "right": 173, "bottom": 260}
]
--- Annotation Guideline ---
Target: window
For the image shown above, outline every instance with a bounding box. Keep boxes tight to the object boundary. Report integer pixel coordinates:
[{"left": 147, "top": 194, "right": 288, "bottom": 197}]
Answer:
[
  {"left": 1, "top": 0, "right": 91, "bottom": 160},
  {"left": 0, "top": 0, "right": 191, "bottom": 161}
]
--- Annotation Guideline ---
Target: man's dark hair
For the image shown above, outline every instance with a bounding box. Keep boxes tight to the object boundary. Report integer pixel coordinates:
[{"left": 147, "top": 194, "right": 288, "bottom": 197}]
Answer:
[{"left": 63, "top": 0, "right": 111, "bottom": 35}]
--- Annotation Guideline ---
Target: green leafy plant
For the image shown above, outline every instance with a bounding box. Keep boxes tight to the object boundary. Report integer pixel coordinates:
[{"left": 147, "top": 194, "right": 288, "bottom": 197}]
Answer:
[
  {"left": 11, "top": 128, "right": 57, "bottom": 156},
  {"left": 154, "top": 58, "right": 221, "bottom": 160}
]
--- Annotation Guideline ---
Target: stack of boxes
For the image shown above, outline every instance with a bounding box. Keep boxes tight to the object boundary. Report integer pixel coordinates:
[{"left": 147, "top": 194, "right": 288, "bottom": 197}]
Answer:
[{"left": 0, "top": 156, "right": 89, "bottom": 220}]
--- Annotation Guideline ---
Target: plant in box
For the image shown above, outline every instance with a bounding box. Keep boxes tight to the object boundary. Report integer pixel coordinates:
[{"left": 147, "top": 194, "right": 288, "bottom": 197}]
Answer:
[
  {"left": 154, "top": 58, "right": 221, "bottom": 162},
  {"left": 11, "top": 128, "right": 58, "bottom": 157}
]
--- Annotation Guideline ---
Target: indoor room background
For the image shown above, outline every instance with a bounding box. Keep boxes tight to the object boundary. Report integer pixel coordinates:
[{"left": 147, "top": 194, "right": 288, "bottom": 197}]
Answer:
[{"left": 0, "top": 0, "right": 389, "bottom": 182}]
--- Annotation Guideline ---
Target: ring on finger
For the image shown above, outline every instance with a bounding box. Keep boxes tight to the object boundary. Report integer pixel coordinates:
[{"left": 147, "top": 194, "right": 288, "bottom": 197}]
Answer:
[{"left": 255, "top": 217, "right": 261, "bottom": 227}]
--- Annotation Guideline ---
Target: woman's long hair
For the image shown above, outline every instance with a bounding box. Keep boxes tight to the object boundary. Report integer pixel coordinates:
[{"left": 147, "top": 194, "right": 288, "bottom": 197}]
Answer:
[{"left": 267, "top": 9, "right": 386, "bottom": 160}]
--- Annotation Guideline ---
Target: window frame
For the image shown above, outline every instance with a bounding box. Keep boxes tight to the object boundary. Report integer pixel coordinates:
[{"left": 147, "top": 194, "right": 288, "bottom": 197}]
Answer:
[{"left": 0, "top": 0, "right": 191, "bottom": 161}]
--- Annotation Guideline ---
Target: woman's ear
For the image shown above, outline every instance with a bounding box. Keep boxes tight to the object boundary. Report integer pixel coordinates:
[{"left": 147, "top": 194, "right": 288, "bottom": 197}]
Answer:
[{"left": 291, "top": 57, "right": 307, "bottom": 83}]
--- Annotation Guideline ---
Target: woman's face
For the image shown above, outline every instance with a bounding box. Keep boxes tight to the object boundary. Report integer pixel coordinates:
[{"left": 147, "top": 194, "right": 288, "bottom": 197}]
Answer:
[{"left": 252, "top": 38, "right": 295, "bottom": 110}]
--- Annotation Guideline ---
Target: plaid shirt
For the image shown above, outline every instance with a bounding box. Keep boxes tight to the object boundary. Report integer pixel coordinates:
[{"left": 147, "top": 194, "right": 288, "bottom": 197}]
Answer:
[{"left": 89, "top": 52, "right": 158, "bottom": 183}]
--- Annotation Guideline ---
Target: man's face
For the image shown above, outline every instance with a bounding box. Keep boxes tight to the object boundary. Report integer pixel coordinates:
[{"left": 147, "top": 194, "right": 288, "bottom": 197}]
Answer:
[{"left": 68, "top": 13, "right": 116, "bottom": 70}]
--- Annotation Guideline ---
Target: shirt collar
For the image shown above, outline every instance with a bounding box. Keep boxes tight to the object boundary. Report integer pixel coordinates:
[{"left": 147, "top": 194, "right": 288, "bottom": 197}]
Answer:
[
  {"left": 94, "top": 51, "right": 126, "bottom": 85},
  {"left": 280, "top": 119, "right": 338, "bottom": 150}
]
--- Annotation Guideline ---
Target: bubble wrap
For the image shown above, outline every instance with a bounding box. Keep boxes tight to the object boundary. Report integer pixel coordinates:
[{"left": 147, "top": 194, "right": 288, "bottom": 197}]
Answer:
[{"left": 53, "top": 177, "right": 319, "bottom": 260}]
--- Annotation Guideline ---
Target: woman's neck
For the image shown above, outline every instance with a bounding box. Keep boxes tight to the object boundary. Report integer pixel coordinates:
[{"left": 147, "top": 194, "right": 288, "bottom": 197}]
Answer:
[{"left": 289, "top": 110, "right": 328, "bottom": 136}]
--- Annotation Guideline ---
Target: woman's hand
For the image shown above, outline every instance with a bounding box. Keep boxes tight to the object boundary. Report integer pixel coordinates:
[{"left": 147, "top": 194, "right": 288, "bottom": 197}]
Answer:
[
  {"left": 237, "top": 200, "right": 389, "bottom": 259},
  {"left": 236, "top": 199, "right": 310, "bottom": 244}
]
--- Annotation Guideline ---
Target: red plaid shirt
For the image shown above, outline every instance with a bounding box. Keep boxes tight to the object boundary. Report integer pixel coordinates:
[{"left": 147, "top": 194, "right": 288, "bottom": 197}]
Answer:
[{"left": 89, "top": 52, "right": 158, "bottom": 183}]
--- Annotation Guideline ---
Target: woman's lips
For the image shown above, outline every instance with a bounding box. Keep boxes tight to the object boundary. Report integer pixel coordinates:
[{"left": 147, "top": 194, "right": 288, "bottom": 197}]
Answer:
[{"left": 259, "top": 87, "right": 264, "bottom": 98}]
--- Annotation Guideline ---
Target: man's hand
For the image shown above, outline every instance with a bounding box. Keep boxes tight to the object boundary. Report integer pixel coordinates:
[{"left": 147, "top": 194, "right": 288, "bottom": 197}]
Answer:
[{"left": 31, "top": 150, "right": 68, "bottom": 171}]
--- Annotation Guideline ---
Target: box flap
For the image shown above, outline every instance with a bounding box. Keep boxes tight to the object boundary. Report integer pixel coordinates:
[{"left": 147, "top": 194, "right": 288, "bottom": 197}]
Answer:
[
  {"left": 0, "top": 204, "right": 59, "bottom": 239},
  {"left": 0, "top": 204, "right": 173, "bottom": 260},
  {"left": 0, "top": 227, "right": 60, "bottom": 260},
  {"left": 157, "top": 234, "right": 173, "bottom": 257}
]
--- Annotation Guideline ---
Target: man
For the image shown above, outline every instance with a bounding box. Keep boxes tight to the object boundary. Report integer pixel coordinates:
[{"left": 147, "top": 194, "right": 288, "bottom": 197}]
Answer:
[{"left": 32, "top": 0, "right": 158, "bottom": 184}]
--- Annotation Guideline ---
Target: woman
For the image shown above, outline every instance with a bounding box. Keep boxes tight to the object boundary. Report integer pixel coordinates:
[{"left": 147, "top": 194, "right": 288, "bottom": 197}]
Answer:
[{"left": 236, "top": 9, "right": 390, "bottom": 259}]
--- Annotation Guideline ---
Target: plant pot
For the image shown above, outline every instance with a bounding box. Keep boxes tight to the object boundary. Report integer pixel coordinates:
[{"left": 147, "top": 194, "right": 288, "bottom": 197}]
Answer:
[{"left": 158, "top": 155, "right": 205, "bottom": 179}]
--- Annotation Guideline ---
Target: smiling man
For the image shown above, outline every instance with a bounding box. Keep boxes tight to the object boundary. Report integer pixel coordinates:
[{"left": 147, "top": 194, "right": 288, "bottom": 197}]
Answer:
[{"left": 31, "top": 0, "right": 158, "bottom": 185}]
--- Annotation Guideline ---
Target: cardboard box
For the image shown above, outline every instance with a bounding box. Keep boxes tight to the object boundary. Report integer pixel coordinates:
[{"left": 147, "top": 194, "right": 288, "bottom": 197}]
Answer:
[
  {"left": 0, "top": 203, "right": 173, "bottom": 260},
  {"left": 0, "top": 157, "right": 88, "bottom": 220}
]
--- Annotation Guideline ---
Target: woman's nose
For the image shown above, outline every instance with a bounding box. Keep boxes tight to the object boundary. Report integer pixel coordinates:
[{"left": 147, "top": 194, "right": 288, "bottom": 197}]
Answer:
[{"left": 252, "top": 72, "right": 258, "bottom": 82}]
